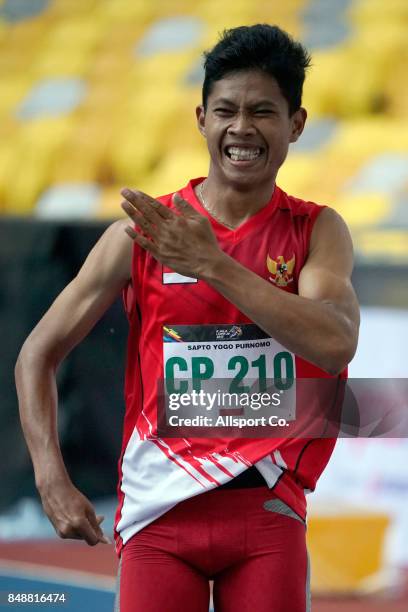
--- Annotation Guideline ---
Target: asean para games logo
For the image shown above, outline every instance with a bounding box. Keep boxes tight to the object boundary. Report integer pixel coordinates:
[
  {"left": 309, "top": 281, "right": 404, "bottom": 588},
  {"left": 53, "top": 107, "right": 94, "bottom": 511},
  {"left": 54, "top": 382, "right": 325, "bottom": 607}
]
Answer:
[
  {"left": 215, "top": 325, "right": 243, "bottom": 340},
  {"left": 267, "top": 254, "right": 295, "bottom": 287}
]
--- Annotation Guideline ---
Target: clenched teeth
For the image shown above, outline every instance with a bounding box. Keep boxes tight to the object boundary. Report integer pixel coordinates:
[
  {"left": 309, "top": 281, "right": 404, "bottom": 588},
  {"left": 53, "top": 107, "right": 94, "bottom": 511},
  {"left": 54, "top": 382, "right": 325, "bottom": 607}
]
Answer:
[{"left": 226, "top": 146, "right": 262, "bottom": 161}]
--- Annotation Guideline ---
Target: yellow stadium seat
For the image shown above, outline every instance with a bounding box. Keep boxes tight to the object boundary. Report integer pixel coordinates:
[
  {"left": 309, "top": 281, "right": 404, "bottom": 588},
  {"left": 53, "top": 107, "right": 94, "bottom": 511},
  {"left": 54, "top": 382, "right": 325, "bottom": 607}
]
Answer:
[
  {"left": 51, "top": 115, "right": 112, "bottom": 184},
  {"left": 32, "top": 48, "right": 93, "bottom": 79},
  {"left": 1, "top": 117, "right": 74, "bottom": 214},
  {"left": 307, "top": 154, "right": 366, "bottom": 208},
  {"left": 4, "top": 160, "right": 51, "bottom": 215},
  {"left": 98, "top": 185, "right": 127, "bottom": 220},
  {"left": 355, "top": 27, "right": 408, "bottom": 118},
  {"left": 196, "top": 0, "right": 253, "bottom": 23},
  {"left": 150, "top": 0, "right": 209, "bottom": 21},
  {"left": 0, "top": 76, "right": 34, "bottom": 120},
  {"left": 109, "top": 123, "right": 163, "bottom": 187},
  {"left": 193, "top": 0, "right": 304, "bottom": 27},
  {"left": 44, "top": 18, "right": 107, "bottom": 53},
  {"left": 302, "top": 47, "right": 348, "bottom": 117},
  {"left": 327, "top": 119, "right": 408, "bottom": 162},
  {"left": 49, "top": 0, "right": 101, "bottom": 19},
  {"left": 386, "top": 64, "right": 408, "bottom": 117},
  {"left": 303, "top": 43, "right": 392, "bottom": 118},
  {"left": 51, "top": 151, "right": 104, "bottom": 185},
  {"left": 304, "top": 31, "right": 407, "bottom": 117},
  {"left": 89, "top": 52, "right": 134, "bottom": 82},
  {"left": 137, "top": 148, "right": 209, "bottom": 198},
  {"left": 0, "top": 145, "right": 16, "bottom": 212},
  {"left": 133, "top": 54, "right": 197, "bottom": 92},
  {"left": 0, "top": 0, "right": 406, "bottom": 248},
  {"left": 98, "top": 0, "right": 154, "bottom": 24},
  {"left": 197, "top": 0, "right": 262, "bottom": 37},
  {"left": 109, "top": 86, "right": 185, "bottom": 185},
  {"left": 277, "top": 153, "right": 322, "bottom": 200},
  {"left": 78, "top": 83, "right": 121, "bottom": 119},
  {"left": 89, "top": 25, "right": 144, "bottom": 80},
  {"left": 0, "top": 44, "right": 31, "bottom": 80},
  {"left": 8, "top": 15, "right": 49, "bottom": 40},
  {"left": 126, "top": 84, "right": 184, "bottom": 116},
  {"left": 334, "top": 193, "right": 391, "bottom": 229},
  {"left": 278, "top": 149, "right": 364, "bottom": 208},
  {"left": 0, "top": 19, "right": 6, "bottom": 43},
  {"left": 354, "top": 230, "right": 408, "bottom": 261},
  {"left": 164, "top": 88, "right": 205, "bottom": 153},
  {"left": 28, "top": 15, "right": 107, "bottom": 78},
  {"left": 350, "top": 0, "right": 408, "bottom": 26},
  {"left": 252, "top": 0, "right": 306, "bottom": 38}
]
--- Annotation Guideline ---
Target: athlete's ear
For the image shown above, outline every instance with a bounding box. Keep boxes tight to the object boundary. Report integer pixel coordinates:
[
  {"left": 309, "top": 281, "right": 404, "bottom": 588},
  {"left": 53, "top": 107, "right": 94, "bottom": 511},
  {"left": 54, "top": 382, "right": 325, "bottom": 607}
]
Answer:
[
  {"left": 289, "top": 107, "right": 307, "bottom": 143},
  {"left": 196, "top": 105, "right": 206, "bottom": 137}
]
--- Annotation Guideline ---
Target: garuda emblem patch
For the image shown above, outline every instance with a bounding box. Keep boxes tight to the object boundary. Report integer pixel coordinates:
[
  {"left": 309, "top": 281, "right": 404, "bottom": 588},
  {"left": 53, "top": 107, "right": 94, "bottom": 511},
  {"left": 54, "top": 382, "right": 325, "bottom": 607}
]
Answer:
[{"left": 267, "top": 254, "right": 295, "bottom": 287}]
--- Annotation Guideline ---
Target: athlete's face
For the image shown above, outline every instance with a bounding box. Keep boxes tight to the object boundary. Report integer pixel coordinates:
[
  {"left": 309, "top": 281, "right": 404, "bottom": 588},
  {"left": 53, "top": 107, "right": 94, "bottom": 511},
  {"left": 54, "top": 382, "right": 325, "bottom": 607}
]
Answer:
[{"left": 196, "top": 70, "right": 307, "bottom": 189}]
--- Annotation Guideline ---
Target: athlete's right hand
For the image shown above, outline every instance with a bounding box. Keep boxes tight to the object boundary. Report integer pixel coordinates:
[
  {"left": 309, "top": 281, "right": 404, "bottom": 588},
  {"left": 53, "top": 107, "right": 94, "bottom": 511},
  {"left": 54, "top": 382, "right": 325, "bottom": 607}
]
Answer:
[{"left": 38, "top": 476, "right": 111, "bottom": 546}]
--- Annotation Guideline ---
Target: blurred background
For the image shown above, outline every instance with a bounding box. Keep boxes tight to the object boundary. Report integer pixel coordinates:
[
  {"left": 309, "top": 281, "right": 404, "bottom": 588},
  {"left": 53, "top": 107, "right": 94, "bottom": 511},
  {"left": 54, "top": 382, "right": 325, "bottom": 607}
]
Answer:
[{"left": 0, "top": 0, "right": 407, "bottom": 610}]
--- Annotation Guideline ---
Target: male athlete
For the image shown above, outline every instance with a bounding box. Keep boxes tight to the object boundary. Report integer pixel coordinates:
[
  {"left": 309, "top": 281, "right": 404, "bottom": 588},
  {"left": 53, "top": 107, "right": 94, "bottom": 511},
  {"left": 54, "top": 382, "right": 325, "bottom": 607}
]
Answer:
[{"left": 16, "top": 25, "right": 359, "bottom": 612}]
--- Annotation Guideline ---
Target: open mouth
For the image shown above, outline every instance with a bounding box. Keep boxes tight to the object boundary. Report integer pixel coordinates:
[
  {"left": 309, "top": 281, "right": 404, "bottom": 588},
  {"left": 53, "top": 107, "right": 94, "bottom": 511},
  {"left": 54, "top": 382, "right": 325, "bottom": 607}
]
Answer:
[{"left": 224, "top": 145, "right": 265, "bottom": 162}]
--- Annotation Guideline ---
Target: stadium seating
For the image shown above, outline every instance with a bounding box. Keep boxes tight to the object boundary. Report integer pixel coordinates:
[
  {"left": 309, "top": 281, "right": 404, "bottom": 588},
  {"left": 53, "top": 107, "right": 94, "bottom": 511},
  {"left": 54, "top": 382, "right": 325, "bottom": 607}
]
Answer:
[{"left": 0, "top": 0, "right": 407, "bottom": 260}]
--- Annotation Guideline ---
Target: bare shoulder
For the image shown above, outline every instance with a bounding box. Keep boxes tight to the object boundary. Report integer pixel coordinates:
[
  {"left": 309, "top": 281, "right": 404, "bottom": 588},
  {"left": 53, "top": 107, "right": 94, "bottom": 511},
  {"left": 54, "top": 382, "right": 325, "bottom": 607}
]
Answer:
[
  {"left": 104, "top": 217, "right": 131, "bottom": 236},
  {"left": 99, "top": 218, "right": 133, "bottom": 252},
  {"left": 78, "top": 218, "right": 133, "bottom": 286},
  {"left": 302, "top": 206, "right": 355, "bottom": 280},
  {"left": 310, "top": 206, "right": 353, "bottom": 254},
  {"left": 299, "top": 207, "right": 359, "bottom": 326}
]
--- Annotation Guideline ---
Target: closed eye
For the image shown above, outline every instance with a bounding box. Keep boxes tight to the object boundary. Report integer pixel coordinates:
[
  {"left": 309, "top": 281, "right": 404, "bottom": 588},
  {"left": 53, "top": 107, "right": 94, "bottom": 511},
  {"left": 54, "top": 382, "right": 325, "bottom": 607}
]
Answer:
[{"left": 214, "top": 108, "right": 235, "bottom": 116}]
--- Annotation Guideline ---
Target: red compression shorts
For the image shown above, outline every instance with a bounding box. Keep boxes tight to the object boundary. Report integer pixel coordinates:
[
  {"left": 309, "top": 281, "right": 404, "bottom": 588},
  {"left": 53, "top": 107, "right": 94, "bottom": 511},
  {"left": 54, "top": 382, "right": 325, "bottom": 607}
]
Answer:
[{"left": 116, "top": 486, "right": 310, "bottom": 612}]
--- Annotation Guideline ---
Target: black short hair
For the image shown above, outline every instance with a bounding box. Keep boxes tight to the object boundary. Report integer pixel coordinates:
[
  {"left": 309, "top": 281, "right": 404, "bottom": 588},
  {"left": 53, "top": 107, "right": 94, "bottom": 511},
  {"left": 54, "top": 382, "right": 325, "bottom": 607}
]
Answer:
[{"left": 202, "top": 24, "right": 311, "bottom": 115}]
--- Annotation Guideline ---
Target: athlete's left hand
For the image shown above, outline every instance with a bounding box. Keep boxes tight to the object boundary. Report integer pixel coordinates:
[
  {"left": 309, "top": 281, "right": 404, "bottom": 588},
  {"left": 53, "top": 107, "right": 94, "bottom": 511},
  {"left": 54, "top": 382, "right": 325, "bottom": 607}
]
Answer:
[{"left": 120, "top": 188, "right": 222, "bottom": 278}]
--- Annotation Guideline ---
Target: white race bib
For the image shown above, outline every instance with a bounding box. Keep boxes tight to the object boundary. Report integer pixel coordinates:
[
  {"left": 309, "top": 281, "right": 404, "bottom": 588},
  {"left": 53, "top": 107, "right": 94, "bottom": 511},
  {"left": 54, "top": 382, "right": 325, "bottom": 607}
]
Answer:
[{"left": 162, "top": 324, "right": 296, "bottom": 420}]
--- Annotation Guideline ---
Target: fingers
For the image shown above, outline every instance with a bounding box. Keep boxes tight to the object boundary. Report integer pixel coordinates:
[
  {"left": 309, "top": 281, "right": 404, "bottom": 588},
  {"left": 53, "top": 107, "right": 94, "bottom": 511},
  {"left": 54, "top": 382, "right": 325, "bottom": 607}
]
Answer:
[
  {"left": 121, "top": 188, "right": 173, "bottom": 221},
  {"left": 41, "top": 482, "right": 112, "bottom": 547},
  {"left": 91, "top": 513, "right": 112, "bottom": 545},
  {"left": 56, "top": 515, "right": 101, "bottom": 546},
  {"left": 120, "top": 188, "right": 203, "bottom": 263},
  {"left": 51, "top": 503, "right": 111, "bottom": 546},
  {"left": 121, "top": 199, "right": 154, "bottom": 236},
  {"left": 59, "top": 513, "right": 111, "bottom": 546},
  {"left": 124, "top": 225, "right": 138, "bottom": 240},
  {"left": 124, "top": 225, "right": 157, "bottom": 255},
  {"left": 172, "top": 192, "right": 198, "bottom": 217},
  {"left": 80, "top": 517, "right": 104, "bottom": 546}
]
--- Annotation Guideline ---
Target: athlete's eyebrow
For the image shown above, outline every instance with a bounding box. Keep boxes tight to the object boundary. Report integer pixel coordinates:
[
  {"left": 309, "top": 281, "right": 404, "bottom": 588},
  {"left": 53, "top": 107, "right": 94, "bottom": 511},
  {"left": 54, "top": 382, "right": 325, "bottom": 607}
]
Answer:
[
  {"left": 250, "top": 99, "right": 279, "bottom": 109},
  {"left": 211, "top": 98, "right": 279, "bottom": 109},
  {"left": 211, "top": 98, "right": 237, "bottom": 107}
]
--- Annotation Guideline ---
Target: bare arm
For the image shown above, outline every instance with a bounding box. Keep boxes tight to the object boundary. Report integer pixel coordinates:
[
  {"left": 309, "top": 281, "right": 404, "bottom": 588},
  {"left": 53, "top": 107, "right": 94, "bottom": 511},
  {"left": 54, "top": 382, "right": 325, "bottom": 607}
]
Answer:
[
  {"left": 15, "top": 219, "right": 132, "bottom": 545},
  {"left": 203, "top": 208, "right": 360, "bottom": 374},
  {"left": 121, "top": 191, "right": 359, "bottom": 375}
]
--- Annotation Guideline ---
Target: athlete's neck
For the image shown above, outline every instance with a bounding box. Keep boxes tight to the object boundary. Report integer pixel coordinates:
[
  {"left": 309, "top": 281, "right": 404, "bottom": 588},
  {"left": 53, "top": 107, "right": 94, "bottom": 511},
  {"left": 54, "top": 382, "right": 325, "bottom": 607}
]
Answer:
[{"left": 198, "top": 171, "right": 276, "bottom": 227}]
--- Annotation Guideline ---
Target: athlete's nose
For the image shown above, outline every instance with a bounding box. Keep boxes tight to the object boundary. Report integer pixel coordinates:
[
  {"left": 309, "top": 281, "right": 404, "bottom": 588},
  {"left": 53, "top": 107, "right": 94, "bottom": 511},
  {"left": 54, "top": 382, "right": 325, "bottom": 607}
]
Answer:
[{"left": 227, "top": 112, "right": 256, "bottom": 136}]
